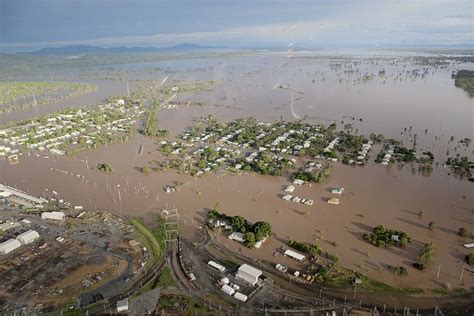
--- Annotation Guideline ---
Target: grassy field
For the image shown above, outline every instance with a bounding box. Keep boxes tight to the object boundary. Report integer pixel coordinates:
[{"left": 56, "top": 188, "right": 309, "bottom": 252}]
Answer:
[
  {"left": 130, "top": 217, "right": 166, "bottom": 265},
  {"left": 0, "top": 81, "right": 97, "bottom": 113}
]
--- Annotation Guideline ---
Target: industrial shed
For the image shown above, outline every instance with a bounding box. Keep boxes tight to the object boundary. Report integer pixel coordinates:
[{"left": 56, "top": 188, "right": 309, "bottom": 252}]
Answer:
[
  {"left": 236, "top": 264, "right": 262, "bottom": 286},
  {"left": 41, "top": 211, "right": 65, "bottom": 221},
  {"left": 0, "top": 239, "right": 21, "bottom": 255},
  {"left": 16, "top": 230, "right": 40, "bottom": 245},
  {"left": 284, "top": 249, "right": 305, "bottom": 261}
]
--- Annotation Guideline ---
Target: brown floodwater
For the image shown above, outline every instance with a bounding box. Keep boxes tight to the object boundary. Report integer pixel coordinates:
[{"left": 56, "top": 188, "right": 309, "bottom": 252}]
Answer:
[{"left": 0, "top": 52, "right": 473, "bottom": 289}]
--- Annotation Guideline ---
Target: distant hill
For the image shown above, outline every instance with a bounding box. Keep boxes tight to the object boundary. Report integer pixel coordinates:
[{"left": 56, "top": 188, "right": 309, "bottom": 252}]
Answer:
[{"left": 29, "top": 43, "right": 220, "bottom": 56}]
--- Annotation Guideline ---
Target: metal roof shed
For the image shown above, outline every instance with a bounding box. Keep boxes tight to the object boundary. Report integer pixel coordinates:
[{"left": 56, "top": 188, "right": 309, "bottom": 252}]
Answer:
[
  {"left": 0, "top": 239, "right": 21, "bottom": 255},
  {"left": 234, "top": 292, "right": 248, "bottom": 302},
  {"left": 284, "top": 249, "right": 305, "bottom": 261},
  {"left": 16, "top": 230, "right": 40, "bottom": 245},
  {"left": 116, "top": 298, "right": 129, "bottom": 312},
  {"left": 236, "top": 264, "right": 262, "bottom": 286},
  {"left": 221, "top": 284, "right": 235, "bottom": 296}
]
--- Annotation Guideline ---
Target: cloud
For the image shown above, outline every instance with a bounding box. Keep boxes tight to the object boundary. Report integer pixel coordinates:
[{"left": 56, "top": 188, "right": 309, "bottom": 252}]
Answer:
[
  {"left": 1, "top": 0, "right": 472, "bottom": 51},
  {"left": 1, "top": 21, "right": 347, "bottom": 51}
]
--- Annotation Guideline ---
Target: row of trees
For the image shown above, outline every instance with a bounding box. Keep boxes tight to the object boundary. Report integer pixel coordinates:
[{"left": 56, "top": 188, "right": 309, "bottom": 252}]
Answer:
[
  {"left": 287, "top": 239, "right": 322, "bottom": 257},
  {"left": 142, "top": 100, "right": 168, "bottom": 137}
]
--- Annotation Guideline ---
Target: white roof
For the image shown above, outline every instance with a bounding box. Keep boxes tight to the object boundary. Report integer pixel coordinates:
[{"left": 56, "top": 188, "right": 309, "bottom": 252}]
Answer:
[
  {"left": 116, "top": 298, "right": 128, "bottom": 312},
  {"left": 0, "top": 239, "right": 21, "bottom": 252},
  {"left": 16, "top": 230, "right": 39, "bottom": 241},
  {"left": 464, "top": 243, "right": 474, "bottom": 248},
  {"left": 221, "top": 284, "right": 235, "bottom": 296},
  {"left": 208, "top": 260, "right": 225, "bottom": 272},
  {"left": 228, "top": 232, "right": 245, "bottom": 243},
  {"left": 238, "top": 264, "right": 262, "bottom": 278},
  {"left": 0, "top": 184, "right": 46, "bottom": 204},
  {"left": 284, "top": 249, "right": 305, "bottom": 261},
  {"left": 233, "top": 292, "right": 248, "bottom": 302}
]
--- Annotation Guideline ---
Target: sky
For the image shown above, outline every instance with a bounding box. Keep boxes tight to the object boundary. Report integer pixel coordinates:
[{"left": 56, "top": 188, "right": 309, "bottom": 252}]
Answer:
[{"left": 0, "top": 0, "right": 473, "bottom": 52}]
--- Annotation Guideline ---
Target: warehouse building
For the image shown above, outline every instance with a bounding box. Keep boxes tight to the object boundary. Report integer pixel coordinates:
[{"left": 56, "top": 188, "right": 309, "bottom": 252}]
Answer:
[
  {"left": 284, "top": 249, "right": 306, "bottom": 261},
  {"left": 235, "top": 264, "right": 262, "bottom": 286},
  {"left": 41, "top": 211, "right": 65, "bottom": 221},
  {"left": 0, "top": 239, "right": 21, "bottom": 255},
  {"left": 116, "top": 298, "right": 129, "bottom": 312},
  {"left": 0, "top": 221, "right": 20, "bottom": 232},
  {"left": 0, "top": 184, "right": 47, "bottom": 207},
  {"left": 16, "top": 230, "right": 40, "bottom": 245}
]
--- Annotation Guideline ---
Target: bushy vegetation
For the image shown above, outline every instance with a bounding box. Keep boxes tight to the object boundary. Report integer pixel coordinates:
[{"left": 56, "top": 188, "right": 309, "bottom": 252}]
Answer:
[
  {"left": 394, "top": 266, "right": 408, "bottom": 276},
  {"left": 238, "top": 151, "right": 293, "bottom": 176},
  {"left": 458, "top": 228, "right": 474, "bottom": 238},
  {"left": 291, "top": 168, "right": 330, "bottom": 183},
  {"left": 412, "top": 262, "right": 426, "bottom": 270},
  {"left": 428, "top": 221, "right": 436, "bottom": 231},
  {"left": 287, "top": 239, "right": 322, "bottom": 257},
  {"left": 446, "top": 156, "right": 473, "bottom": 179},
  {"left": 141, "top": 166, "right": 152, "bottom": 175},
  {"left": 466, "top": 253, "right": 474, "bottom": 265},
  {"left": 393, "top": 146, "right": 417, "bottom": 162},
  {"left": 207, "top": 209, "right": 272, "bottom": 248},
  {"left": 452, "top": 70, "right": 474, "bottom": 97},
  {"left": 419, "top": 242, "right": 437, "bottom": 264},
  {"left": 363, "top": 225, "right": 411, "bottom": 248},
  {"left": 97, "top": 162, "right": 113, "bottom": 172},
  {"left": 142, "top": 100, "right": 168, "bottom": 137}
]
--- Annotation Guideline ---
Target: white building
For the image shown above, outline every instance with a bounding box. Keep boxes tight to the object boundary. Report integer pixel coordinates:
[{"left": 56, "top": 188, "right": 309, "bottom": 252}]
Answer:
[
  {"left": 228, "top": 232, "right": 245, "bottom": 243},
  {"left": 208, "top": 260, "right": 226, "bottom": 272},
  {"left": 41, "top": 211, "right": 65, "bottom": 221},
  {"left": 116, "top": 298, "right": 128, "bottom": 312},
  {"left": 236, "top": 264, "right": 262, "bottom": 286},
  {"left": 0, "top": 239, "right": 21, "bottom": 255},
  {"left": 284, "top": 249, "right": 305, "bottom": 261},
  {"left": 221, "top": 284, "right": 235, "bottom": 296},
  {"left": 16, "top": 230, "right": 40, "bottom": 245},
  {"left": 233, "top": 292, "right": 248, "bottom": 302},
  {"left": 0, "top": 221, "right": 20, "bottom": 232},
  {"left": 0, "top": 184, "right": 47, "bottom": 207}
]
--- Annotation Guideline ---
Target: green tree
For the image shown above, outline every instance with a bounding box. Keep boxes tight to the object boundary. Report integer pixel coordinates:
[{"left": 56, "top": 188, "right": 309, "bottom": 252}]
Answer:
[
  {"left": 231, "top": 216, "right": 248, "bottom": 233},
  {"left": 251, "top": 221, "right": 272, "bottom": 240},
  {"left": 394, "top": 266, "right": 408, "bottom": 276},
  {"left": 419, "top": 242, "right": 437, "bottom": 264},
  {"left": 458, "top": 228, "right": 470, "bottom": 237},
  {"left": 244, "top": 232, "right": 256, "bottom": 248},
  {"left": 97, "top": 162, "right": 113, "bottom": 172},
  {"left": 466, "top": 253, "right": 474, "bottom": 265},
  {"left": 428, "top": 221, "right": 436, "bottom": 231}
]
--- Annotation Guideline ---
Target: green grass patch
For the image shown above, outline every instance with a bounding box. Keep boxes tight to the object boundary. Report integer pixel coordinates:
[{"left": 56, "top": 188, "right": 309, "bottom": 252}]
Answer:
[
  {"left": 358, "top": 274, "right": 425, "bottom": 294},
  {"left": 130, "top": 217, "right": 165, "bottom": 264},
  {"left": 152, "top": 266, "right": 176, "bottom": 289}
]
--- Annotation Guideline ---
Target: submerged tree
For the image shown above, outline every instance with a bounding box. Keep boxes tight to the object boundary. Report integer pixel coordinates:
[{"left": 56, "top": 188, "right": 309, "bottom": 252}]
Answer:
[
  {"left": 97, "top": 162, "right": 113, "bottom": 172},
  {"left": 419, "top": 242, "right": 437, "bottom": 264}
]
